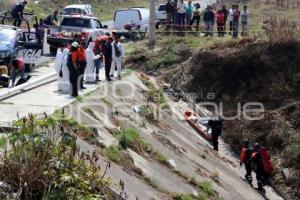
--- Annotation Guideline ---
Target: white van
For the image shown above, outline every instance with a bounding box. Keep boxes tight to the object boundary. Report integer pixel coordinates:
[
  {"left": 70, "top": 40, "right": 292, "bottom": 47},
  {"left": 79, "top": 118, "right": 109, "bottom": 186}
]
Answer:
[
  {"left": 113, "top": 8, "right": 150, "bottom": 32},
  {"left": 62, "top": 4, "right": 93, "bottom": 16}
]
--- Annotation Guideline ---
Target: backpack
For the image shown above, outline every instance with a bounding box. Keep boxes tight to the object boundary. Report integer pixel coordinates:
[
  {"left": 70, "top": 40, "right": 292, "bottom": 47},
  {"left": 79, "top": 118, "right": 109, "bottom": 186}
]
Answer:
[
  {"left": 114, "top": 43, "right": 121, "bottom": 58},
  {"left": 259, "top": 147, "right": 273, "bottom": 174}
]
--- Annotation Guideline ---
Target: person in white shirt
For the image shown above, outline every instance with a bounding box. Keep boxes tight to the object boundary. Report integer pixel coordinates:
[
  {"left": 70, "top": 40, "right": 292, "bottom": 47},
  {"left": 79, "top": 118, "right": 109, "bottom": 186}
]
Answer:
[
  {"left": 110, "top": 35, "right": 125, "bottom": 80},
  {"left": 241, "top": 5, "right": 249, "bottom": 36},
  {"left": 177, "top": 0, "right": 186, "bottom": 28},
  {"left": 61, "top": 47, "right": 70, "bottom": 93}
]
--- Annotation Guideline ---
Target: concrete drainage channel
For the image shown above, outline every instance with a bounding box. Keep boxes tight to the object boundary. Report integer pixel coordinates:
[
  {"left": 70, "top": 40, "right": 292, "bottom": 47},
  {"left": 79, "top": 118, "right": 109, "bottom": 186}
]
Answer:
[{"left": 0, "top": 72, "right": 57, "bottom": 101}]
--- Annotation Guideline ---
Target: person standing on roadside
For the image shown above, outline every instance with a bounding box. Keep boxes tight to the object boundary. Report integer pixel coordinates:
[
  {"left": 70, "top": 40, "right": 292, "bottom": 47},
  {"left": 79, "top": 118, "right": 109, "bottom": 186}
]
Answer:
[
  {"left": 232, "top": 5, "right": 240, "bottom": 38},
  {"left": 110, "top": 35, "right": 124, "bottom": 80},
  {"left": 216, "top": 10, "right": 225, "bottom": 37},
  {"left": 11, "top": 0, "right": 27, "bottom": 27},
  {"left": 93, "top": 39, "right": 104, "bottom": 82},
  {"left": 220, "top": 5, "right": 229, "bottom": 33},
  {"left": 240, "top": 139, "right": 253, "bottom": 186},
  {"left": 229, "top": 5, "right": 235, "bottom": 35},
  {"left": 203, "top": 6, "right": 214, "bottom": 37},
  {"left": 241, "top": 5, "right": 249, "bottom": 36},
  {"left": 77, "top": 42, "right": 87, "bottom": 89},
  {"left": 177, "top": 0, "right": 186, "bottom": 29},
  {"left": 185, "top": 1, "right": 193, "bottom": 27},
  {"left": 166, "top": 0, "right": 174, "bottom": 28},
  {"left": 103, "top": 37, "right": 113, "bottom": 81},
  {"left": 67, "top": 42, "right": 80, "bottom": 97},
  {"left": 190, "top": 3, "right": 201, "bottom": 30},
  {"left": 207, "top": 116, "right": 223, "bottom": 151},
  {"left": 85, "top": 41, "right": 99, "bottom": 83}
]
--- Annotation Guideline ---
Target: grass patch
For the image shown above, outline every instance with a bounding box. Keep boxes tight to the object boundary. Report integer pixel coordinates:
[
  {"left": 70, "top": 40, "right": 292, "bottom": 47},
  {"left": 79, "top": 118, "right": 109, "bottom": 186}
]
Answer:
[
  {"left": 139, "top": 104, "right": 156, "bottom": 122},
  {"left": 0, "top": 136, "right": 7, "bottom": 149},
  {"left": 172, "top": 194, "right": 194, "bottom": 200},
  {"left": 209, "top": 169, "right": 220, "bottom": 183},
  {"left": 101, "top": 98, "right": 113, "bottom": 107},
  {"left": 76, "top": 95, "right": 83, "bottom": 102},
  {"left": 83, "top": 107, "right": 100, "bottom": 121},
  {"left": 105, "top": 145, "right": 124, "bottom": 163},
  {"left": 154, "top": 151, "right": 171, "bottom": 168},
  {"left": 118, "top": 128, "right": 149, "bottom": 154}
]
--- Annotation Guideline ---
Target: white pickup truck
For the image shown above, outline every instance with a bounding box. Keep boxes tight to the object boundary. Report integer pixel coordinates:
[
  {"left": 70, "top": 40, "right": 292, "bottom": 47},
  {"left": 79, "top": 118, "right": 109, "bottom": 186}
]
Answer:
[{"left": 47, "top": 14, "right": 108, "bottom": 55}]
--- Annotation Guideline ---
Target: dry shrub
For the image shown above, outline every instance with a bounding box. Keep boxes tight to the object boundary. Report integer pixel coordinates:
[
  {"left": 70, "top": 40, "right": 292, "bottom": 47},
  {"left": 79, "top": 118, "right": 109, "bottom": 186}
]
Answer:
[{"left": 263, "top": 16, "right": 298, "bottom": 43}]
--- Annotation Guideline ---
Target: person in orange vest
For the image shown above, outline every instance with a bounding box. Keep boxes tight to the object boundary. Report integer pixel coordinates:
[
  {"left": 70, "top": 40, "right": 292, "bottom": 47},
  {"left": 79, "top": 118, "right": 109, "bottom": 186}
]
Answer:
[
  {"left": 251, "top": 143, "right": 265, "bottom": 191},
  {"left": 77, "top": 42, "right": 87, "bottom": 89},
  {"left": 240, "top": 139, "right": 253, "bottom": 186}
]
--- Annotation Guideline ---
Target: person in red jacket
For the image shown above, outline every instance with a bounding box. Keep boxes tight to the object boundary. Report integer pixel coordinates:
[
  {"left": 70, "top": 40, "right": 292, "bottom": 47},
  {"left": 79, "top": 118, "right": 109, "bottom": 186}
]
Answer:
[
  {"left": 251, "top": 143, "right": 266, "bottom": 191},
  {"left": 10, "top": 56, "right": 25, "bottom": 87},
  {"left": 240, "top": 139, "right": 253, "bottom": 186},
  {"left": 216, "top": 10, "right": 225, "bottom": 37}
]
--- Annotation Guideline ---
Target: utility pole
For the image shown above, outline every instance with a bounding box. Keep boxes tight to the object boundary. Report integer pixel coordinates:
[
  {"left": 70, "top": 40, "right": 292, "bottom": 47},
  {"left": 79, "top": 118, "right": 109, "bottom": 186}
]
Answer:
[{"left": 148, "top": 0, "right": 155, "bottom": 50}]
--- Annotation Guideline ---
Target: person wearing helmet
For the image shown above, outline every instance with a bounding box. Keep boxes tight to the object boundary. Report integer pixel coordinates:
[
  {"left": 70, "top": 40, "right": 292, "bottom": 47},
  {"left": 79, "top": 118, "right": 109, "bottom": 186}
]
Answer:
[
  {"left": 67, "top": 41, "right": 80, "bottom": 97},
  {"left": 251, "top": 143, "right": 264, "bottom": 191},
  {"left": 240, "top": 139, "right": 253, "bottom": 186}
]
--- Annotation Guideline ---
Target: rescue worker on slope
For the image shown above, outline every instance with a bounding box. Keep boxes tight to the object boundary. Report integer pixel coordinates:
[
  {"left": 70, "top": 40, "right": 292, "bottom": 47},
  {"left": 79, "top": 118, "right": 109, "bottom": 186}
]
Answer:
[
  {"left": 251, "top": 143, "right": 265, "bottom": 191},
  {"left": 207, "top": 116, "right": 223, "bottom": 151},
  {"left": 240, "top": 139, "right": 253, "bottom": 186},
  {"left": 67, "top": 42, "right": 80, "bottom": 97}
]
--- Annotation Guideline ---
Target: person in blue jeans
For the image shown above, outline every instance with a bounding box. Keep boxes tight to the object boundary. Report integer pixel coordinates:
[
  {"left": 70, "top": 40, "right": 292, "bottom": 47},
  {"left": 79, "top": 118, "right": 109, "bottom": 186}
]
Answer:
[
  {"left": 185, "top": 0, "right": 193, "bottom": 26},
  {"left": 93, "top": 39, "right": 104, "bottom": 81},
  {"left": 203, "top": 6, "right": 214, "bottom": 36},
  {"left": 232, "top": 5, "right": 240, "bottom": 38},
  {"left": 177, "top": 0, "right": 186, "bottom": 29}
]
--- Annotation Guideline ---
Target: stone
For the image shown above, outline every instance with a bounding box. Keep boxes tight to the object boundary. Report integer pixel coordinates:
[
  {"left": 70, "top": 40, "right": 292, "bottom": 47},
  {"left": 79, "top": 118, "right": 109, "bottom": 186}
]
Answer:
[{"left": 282, "top": 168, "right": 290, "bottom": 182}]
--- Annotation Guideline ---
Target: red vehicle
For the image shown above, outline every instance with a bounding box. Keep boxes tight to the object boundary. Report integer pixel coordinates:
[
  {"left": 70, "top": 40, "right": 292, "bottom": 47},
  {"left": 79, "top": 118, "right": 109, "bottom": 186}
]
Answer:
[{"left": 184, "top": 111, "right": 212, "bottom": 141}]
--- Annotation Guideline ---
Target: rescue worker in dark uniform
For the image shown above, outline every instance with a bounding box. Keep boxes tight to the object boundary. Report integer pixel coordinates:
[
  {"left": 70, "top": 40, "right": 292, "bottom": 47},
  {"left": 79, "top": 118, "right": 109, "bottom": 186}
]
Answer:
[
  {"left": 43, "top": 10, "right": 59, "bottom": 26},
  {"left": 240, "top": 139, "right": 253, "bottom": 186},
  {"left": 207, "top": 116, "right": 223, "bottom": 151},
  {"left": 77, "top": 42, "right": 87, "bottom": 89},
  {"left": 67, "top": 42, "right": 80, "bottom": 97},
  {"left": 251, "top": 143, "right": 265, "bottom": 191},
  {"left": 103, "top": 37, "right": 113, "bottom": 81}
]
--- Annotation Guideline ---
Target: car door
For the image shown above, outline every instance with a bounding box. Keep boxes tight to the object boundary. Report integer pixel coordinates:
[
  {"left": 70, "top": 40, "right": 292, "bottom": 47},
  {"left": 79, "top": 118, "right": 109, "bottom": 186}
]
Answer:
[{"left": 93, "top": 19, "right": 104, "bottom": 38}]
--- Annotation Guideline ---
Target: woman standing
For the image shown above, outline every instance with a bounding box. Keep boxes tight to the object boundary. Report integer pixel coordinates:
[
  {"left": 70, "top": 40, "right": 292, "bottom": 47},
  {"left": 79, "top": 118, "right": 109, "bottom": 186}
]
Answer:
[
  {"left": 190, "top": 3, "right": 201, "bottom": 30},
  {"left": 177, "top": 0, "right": 186, "bottom": 29}
]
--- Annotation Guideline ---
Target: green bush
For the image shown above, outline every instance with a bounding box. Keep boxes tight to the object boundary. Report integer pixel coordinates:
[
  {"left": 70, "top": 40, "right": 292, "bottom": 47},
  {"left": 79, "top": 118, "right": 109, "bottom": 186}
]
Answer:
[
  {"left": 172, "top": 193, "right": 194, "bottom": 200},
  {"left": 105, "top": 145, "right": 124, "bottom": 163},
  {"left": 118, "top": 128, "right": 149, "bottom": 153}
]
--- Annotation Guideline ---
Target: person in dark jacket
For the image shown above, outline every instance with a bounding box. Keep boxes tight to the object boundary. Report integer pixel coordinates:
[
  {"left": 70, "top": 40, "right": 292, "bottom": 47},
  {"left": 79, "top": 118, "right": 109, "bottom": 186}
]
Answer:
[
  {"left": 220, "top": 5, "right": 229, "bottom": 32},
  {"left": 43, "top": 10, "right": 59, "bottom": 26},
  {"left": 240, "top": 139, "right": 253, "bottom": 186},
  {"left": 166, "top": 0, "right": 174, "bottom": 27},
  {"left": 11, "top": 0, "right": 27, "bottom": 27},
  {"left": 203, "top": 6, "right": 215, "bottom": 36},
  {"left": 67, "top": 42, "right": 80, "bottom": 97},
  {"left": 207, "top": 116, "right": 222, "bottom": 151},
  {"left": 251, "top": 143, "right": 265, "bottom": 191},
  {"left": 103, "top": 37, "right": 113, "bottom": 81}
]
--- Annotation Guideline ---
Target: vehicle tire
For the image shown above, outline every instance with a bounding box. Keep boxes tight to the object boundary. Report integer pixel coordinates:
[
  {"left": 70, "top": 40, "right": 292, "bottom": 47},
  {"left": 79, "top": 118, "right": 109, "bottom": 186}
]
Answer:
[{"left": 50, "top": 46, "right": 57, "bottom": 56}]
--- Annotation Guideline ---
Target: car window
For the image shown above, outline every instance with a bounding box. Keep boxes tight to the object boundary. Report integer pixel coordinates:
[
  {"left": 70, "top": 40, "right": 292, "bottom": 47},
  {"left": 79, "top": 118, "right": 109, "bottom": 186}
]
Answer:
[
  {"left": 61, "top": 18, "right": 91, "bottom": 28},
  {"left": 93, "top": 19, "right": 102, "bottom": 28},
  {"left": 0, "top": 30, "right": 16, "bottom": 44},
  {"left": 62, "top": 8, "right": 86, "bottom": 15},
  {"left": 158, "top": 5, "right": 166, "bottom": 11}
]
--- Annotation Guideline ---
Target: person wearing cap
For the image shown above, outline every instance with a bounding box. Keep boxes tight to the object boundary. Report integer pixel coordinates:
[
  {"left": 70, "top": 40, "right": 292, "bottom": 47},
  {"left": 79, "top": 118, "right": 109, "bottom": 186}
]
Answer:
[
  {"left": 11, "top": 0, "right": 27, "bottom": 27},
  {"left": 67, "top": 42, "right": 80, "bottom": 97},
  {"left": 240, "top": 139, "right": 253, "bottom": 186}
]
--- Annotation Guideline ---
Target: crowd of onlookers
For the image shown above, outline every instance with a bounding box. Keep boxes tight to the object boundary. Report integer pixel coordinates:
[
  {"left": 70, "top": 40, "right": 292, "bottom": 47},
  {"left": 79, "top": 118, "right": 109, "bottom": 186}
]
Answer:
[{"left": 165, "top": 0, "right": 249, "bottom": 38}]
